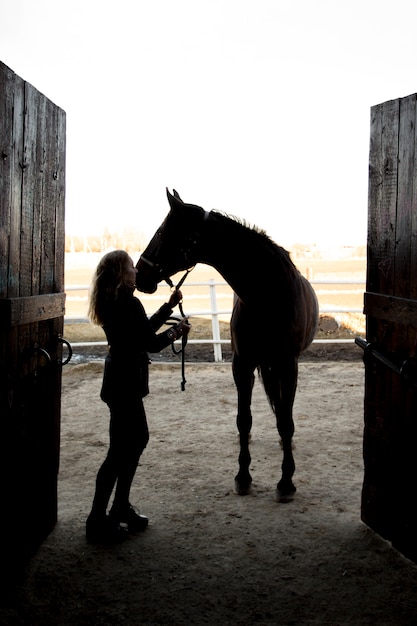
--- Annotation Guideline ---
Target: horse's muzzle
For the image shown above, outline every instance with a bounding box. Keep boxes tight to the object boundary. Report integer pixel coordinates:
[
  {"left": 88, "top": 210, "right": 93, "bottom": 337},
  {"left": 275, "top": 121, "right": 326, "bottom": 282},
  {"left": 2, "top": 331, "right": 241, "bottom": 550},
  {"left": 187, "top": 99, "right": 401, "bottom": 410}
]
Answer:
[{"left": 135, "top": 259, "right": 158, "bottom": 293}]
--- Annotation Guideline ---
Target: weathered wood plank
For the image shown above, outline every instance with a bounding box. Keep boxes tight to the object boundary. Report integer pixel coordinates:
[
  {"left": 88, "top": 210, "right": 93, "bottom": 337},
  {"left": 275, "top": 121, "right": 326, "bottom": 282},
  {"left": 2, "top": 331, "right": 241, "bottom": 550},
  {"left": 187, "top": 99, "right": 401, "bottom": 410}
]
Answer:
[
  {"left": 367, "top": 98, "right": 399, "bottom": 300},
  {"left": 40, "top": 97, "right": 58, "bottom": 295},
  {"left": 20, "top": 82, "right": 40, "bottom": 297},
  {"left": 0, "top": 63, "right": 14, "bottom": 297},
  {"left": 0, "top": 62, "right": 24, "bottom": 298},
  {"left": 406, "top": 98, "right": 417, "bottom": 359},
  {"left": 395, "top": 94, "right": 415, "bottom": 298},
  {"left": 54, "top": 107, "right": 66, "bottom": 294},
  {"left": 364, "top": 292, "right": 417, "bottom": 325},
  {"left": 0, "top": 293, "right": 66, "bottom": 326}
]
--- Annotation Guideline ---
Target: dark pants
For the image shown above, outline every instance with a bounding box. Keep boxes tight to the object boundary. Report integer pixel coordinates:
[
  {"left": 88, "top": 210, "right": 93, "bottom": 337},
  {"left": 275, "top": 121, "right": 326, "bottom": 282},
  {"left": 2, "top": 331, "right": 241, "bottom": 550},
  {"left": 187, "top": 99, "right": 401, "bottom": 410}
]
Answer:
[{"left": 91, "top": 396, "right": 149, "bottom": 516}]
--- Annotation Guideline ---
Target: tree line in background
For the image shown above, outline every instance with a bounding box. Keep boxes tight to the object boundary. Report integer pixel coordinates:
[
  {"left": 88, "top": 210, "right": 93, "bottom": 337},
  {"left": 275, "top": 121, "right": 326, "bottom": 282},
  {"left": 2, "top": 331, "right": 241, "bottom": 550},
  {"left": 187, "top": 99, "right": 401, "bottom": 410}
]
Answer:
[
  {"left": 290, "top": 243, "right": 366, "bottom": 259},
  {"left": 65, "top": 230, "right": 366, "bottom": 259},
  {"left": 65, "top": 228, "right": 148, "bottom": 253}
]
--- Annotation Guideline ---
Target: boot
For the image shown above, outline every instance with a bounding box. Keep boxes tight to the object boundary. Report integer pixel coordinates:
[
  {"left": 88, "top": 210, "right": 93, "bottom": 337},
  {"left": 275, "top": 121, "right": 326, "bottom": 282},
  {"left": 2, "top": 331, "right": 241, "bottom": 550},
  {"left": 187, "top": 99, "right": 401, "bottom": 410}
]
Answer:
[
  {"left": 109, "top": 503, "right": 149, "bottom": 532},
  {"left": 86, "top": 512, "right": 128, "bottom": 544}
]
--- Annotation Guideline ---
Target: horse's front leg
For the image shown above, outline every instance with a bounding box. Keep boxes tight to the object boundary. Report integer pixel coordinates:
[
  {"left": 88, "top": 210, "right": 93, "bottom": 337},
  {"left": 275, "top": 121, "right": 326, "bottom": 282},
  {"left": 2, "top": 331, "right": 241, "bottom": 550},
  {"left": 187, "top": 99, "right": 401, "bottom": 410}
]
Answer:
[{"left": 232, "top": 354, "right": 255, "bottom": 495}]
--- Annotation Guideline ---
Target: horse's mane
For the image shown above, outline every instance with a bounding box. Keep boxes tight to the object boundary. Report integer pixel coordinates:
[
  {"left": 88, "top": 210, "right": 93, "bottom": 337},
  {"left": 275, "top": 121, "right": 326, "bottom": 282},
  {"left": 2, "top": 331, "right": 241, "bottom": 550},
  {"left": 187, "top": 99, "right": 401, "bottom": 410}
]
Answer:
[
  {"left": 210, "top": 209, "right": 296, "bottom": 269},
  {"left": 212, "top": 209, "right": 267, "bottom": 237}
]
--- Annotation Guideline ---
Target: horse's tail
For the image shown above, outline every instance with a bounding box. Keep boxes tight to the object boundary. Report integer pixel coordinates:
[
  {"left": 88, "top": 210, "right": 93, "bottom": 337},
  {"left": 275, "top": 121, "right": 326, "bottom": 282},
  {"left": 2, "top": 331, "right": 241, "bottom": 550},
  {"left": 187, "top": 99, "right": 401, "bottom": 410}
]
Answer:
[{"left": 257, "top": 364, "right": 277, "bottom": 414}]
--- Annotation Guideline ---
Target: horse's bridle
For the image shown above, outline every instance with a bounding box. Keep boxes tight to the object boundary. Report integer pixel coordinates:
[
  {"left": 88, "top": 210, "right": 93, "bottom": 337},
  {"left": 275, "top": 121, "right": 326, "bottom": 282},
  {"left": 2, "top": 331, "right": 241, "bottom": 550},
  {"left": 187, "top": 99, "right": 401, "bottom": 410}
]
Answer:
[
  {"left": 138, "top": 210, "right": 210, "bottom": 389},
  {"left": 139, "top": 209, "right": 210, "bottom": 285},
  {"left": 139, "top": 253, "right": 195, "bottom": 304}
]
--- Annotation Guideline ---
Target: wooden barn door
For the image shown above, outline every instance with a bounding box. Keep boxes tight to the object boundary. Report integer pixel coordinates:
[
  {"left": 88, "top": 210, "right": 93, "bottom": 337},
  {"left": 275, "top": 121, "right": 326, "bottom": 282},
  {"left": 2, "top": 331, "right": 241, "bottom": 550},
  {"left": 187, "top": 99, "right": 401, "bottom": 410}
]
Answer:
[
  {"left": 0, "top": 62, "right": 66, "bottom": 570},
  {"left": 362, "top": 93, "right": 417, "bottom": 562}
]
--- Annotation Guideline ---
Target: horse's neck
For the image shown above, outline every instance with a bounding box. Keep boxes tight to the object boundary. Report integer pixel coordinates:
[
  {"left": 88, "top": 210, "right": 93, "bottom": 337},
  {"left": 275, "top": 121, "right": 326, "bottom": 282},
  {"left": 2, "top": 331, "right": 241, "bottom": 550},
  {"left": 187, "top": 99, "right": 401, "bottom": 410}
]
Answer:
[{"left": 199, "top": 216, "right": 272, "bottom": 300}]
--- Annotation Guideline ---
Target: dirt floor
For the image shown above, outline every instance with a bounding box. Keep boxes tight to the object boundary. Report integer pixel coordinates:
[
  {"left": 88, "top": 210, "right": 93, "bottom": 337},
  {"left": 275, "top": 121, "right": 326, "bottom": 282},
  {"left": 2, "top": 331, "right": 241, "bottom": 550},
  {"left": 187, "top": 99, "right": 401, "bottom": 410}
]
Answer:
[{"left": 3, "top": 351, "right": 417, "bottom": 625}]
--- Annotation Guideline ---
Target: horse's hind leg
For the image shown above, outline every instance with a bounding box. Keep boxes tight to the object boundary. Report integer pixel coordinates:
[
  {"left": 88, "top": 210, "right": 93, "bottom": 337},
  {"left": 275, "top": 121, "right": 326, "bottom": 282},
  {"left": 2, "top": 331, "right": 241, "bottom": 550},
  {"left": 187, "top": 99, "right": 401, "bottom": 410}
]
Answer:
[
  {"left": 262, "top": 357, "right": 298, "bottom": 502},
  {"left": 232, "top": 353, "right": 255, "bottom": 495},
  {"left": 276, "top": 358, "right": 298, "bottom": 502}
]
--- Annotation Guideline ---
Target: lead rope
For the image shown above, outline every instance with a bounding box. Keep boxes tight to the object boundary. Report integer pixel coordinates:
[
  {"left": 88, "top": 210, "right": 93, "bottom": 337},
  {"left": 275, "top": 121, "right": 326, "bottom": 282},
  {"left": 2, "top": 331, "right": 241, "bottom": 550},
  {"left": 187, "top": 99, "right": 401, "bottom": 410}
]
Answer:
[{"left": 165, "top": 267, "right": 194, "bottom": 391}]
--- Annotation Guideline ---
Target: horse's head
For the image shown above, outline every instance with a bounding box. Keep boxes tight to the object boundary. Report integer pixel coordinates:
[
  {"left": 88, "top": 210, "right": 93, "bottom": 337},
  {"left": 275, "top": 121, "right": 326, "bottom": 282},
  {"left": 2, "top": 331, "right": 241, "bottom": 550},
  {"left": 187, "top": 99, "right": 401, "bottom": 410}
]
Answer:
[{"left": 135, "top": 188, "right": 208, "bottom": 293}]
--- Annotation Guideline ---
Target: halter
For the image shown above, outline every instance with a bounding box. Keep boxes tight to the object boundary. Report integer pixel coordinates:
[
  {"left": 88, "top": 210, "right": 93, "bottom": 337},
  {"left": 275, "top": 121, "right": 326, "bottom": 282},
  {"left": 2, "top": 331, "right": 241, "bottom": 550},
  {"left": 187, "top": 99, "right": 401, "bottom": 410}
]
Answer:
[
  {"left": 140, "top": 252, "right": 196, "bottom": 293},
  {"left": 139, "top": 209, "right": 209, "bottom": 282},
  {"left": 139, "top": 253, "right": 194, "bottom": 318}
]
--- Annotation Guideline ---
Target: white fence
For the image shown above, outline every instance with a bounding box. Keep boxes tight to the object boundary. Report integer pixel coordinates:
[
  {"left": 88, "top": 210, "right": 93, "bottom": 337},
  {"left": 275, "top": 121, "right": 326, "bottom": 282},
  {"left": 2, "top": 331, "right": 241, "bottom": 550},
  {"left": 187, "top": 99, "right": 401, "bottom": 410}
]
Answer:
[{"left": 65, "top": 279, "right": 365, "bottom": 362}]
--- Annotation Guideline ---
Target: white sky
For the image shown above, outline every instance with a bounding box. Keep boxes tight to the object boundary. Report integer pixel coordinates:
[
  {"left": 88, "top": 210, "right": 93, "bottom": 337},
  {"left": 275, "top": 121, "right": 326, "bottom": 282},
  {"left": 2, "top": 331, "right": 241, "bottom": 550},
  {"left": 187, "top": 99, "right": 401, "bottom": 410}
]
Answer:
[{"left": 1, "top": 0, "right": 417, "bottom": 247}]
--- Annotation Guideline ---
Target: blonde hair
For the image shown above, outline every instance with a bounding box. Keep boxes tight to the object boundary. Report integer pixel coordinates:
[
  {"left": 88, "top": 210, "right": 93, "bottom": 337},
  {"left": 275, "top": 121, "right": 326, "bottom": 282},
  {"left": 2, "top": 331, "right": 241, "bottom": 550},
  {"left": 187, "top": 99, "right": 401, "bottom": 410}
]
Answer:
[{"left": 88, "top": 250, "right": 132, "bottom": 326}]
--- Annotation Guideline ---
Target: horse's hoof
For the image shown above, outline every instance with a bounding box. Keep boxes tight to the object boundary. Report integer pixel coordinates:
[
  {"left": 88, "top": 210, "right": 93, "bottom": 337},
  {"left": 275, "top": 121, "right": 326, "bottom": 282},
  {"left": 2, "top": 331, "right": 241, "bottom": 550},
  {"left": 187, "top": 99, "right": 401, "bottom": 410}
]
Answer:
[
  {"left": 276, "top": 483, "right": 296, "bottom": 503},
  {"left": 234, "top": 478, "right": 252, "bottom": 496},
  {"left": 275, "top": 490, "right": 295, "bottom": 503}
]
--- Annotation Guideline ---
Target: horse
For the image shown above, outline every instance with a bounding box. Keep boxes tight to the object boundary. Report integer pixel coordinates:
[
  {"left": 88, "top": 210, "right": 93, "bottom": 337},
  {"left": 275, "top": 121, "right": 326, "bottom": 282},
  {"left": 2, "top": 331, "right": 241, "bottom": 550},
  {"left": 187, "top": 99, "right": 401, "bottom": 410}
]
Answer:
[{"left": 135, "top": 188, "right": 319, "bottom": 501}]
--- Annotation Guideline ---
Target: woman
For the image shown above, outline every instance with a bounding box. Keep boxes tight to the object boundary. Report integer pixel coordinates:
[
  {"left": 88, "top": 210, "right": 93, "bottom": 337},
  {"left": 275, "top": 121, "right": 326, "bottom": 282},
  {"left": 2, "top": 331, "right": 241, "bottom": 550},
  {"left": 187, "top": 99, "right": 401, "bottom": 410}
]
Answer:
[{"left": 86, "top": 249, "right": 190, "bottom": 543}]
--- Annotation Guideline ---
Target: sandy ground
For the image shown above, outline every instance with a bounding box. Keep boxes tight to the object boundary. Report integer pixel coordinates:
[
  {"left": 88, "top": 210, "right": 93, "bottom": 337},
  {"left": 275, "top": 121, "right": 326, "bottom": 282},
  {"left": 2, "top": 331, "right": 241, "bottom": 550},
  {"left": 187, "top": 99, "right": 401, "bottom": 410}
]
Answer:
[{"left": 3, "top": 356, "right": 417, "bottom": 625}]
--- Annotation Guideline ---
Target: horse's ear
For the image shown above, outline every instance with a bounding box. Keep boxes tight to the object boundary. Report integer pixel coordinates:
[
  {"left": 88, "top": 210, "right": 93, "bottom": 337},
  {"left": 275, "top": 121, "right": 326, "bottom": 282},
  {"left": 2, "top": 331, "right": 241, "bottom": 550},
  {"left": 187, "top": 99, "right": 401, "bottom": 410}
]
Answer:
[
  {"left": 173, "top": 189, "right": 184, "bottom": 202},
  {"left": 166, "top": 187, "right": 184, "bottom": 210}
]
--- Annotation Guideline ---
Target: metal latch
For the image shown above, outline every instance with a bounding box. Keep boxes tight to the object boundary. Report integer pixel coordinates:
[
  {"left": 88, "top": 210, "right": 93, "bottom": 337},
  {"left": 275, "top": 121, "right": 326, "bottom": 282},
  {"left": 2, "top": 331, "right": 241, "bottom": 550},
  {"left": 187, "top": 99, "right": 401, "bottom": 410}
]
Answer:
[{"left": 355, "top": 337, "right": 417, "bottom": 388}]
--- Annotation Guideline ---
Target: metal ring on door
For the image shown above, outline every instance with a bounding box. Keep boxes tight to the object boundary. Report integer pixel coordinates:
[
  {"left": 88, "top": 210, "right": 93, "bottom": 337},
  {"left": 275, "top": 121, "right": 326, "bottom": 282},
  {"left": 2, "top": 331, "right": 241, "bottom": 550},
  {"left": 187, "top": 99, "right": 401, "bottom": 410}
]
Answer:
[
  {"left": 33, "top": 344, "right": 52, "bottom": 364},
  {"left": 58, "top": 337, "right": 73, "bottom": 366}
]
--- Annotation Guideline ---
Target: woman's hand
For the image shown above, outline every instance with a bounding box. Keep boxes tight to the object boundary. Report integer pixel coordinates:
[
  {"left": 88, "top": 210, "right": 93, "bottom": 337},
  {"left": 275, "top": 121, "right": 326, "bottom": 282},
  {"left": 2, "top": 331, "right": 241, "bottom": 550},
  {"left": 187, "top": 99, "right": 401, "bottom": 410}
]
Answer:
[
  {"left": 167, "top": 317, "right": 191, "bottom": 343},
  {"left": 168, "top": 289, "right": 183, "bottom": 308},
  {"left": 175, "top": 317, "right": 191, "bottom": 337}
]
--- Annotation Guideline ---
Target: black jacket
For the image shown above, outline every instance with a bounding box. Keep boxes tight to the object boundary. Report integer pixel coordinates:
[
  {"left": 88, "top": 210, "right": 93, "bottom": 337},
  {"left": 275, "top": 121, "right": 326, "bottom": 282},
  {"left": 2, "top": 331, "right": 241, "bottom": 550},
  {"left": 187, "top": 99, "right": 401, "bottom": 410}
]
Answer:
[{"left": 100, "top": 289, "right": 174, "bottom": 402}]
